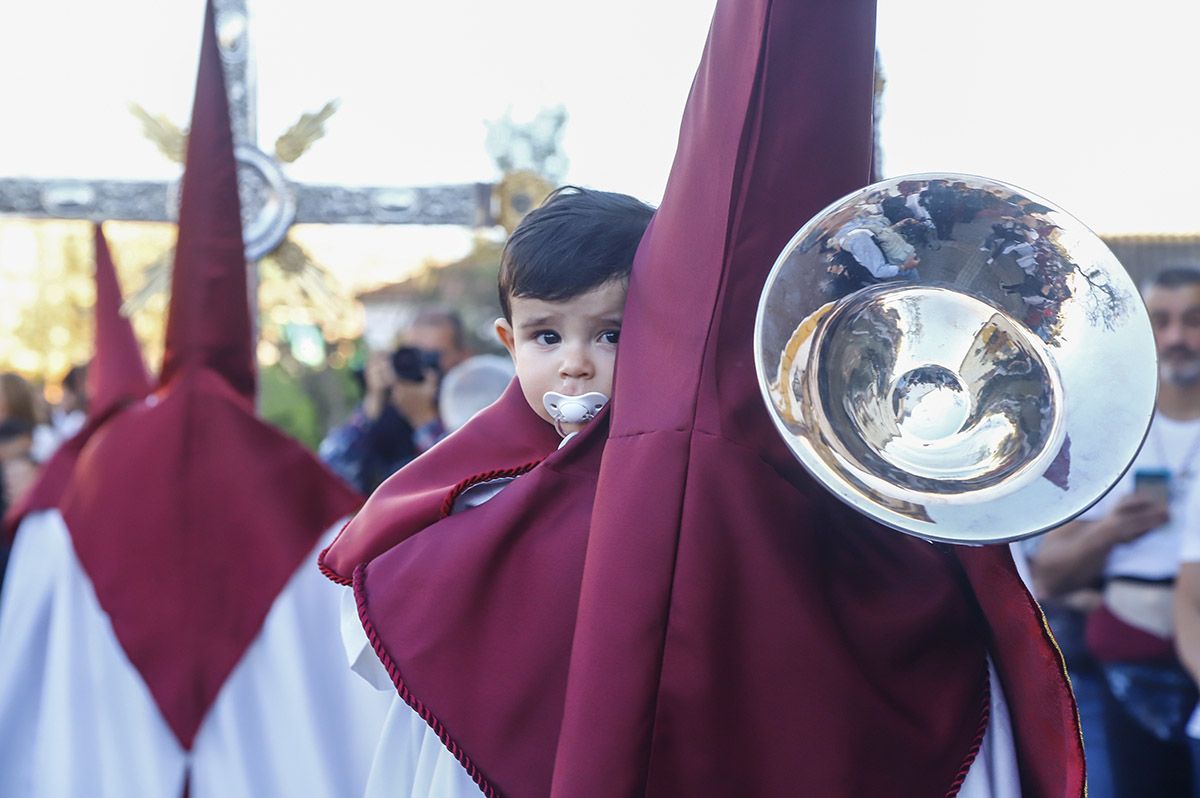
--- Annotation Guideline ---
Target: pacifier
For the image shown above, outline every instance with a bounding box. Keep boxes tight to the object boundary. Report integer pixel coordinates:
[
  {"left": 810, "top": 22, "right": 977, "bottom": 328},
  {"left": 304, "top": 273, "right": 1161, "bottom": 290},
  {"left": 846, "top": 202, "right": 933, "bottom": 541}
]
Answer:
[{"left": 543, "top": 391, "right": 609, "bottom": 436}]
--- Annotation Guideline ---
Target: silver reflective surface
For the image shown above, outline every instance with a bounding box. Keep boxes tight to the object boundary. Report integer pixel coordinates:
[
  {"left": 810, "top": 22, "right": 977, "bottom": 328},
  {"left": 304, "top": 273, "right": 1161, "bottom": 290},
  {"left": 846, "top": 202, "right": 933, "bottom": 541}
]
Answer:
[{"left": 755, "top": 174, "right": 1157, "bottom": 544}]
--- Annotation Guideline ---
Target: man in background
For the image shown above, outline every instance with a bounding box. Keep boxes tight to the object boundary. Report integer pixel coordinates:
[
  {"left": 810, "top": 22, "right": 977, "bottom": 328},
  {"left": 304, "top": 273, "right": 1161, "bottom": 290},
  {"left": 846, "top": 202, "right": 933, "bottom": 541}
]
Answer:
[
  {"left": 320, "top": 308, "right": 470, "bottom": 494},
  {"left": 1033, "top": 267, "right": 1200, "bottom": 797}
]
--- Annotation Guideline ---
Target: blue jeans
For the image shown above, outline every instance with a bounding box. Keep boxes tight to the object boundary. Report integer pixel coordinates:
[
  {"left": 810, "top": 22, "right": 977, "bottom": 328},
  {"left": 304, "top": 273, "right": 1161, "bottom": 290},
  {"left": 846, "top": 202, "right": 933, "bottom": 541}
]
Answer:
[
  {"left": 1071, "top": 667, "right": 1115, "bottom": 798},
  {"left": 1101, "top": 661, "right": 1197, "bottom": 798}
]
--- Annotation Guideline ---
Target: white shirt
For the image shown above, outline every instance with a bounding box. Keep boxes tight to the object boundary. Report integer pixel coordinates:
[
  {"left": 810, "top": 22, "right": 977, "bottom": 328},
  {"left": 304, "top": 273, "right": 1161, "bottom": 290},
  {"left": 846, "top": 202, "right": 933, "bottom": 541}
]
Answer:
[{"left": 1082, "top": 413, "right": 1200, "bottom": 576}]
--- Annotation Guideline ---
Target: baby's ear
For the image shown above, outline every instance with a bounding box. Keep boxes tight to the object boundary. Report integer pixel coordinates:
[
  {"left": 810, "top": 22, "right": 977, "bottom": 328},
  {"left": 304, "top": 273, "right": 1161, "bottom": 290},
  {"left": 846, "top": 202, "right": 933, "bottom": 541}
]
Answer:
[{"left": 494, "top": 318, "right": 517, "bottom": 357}]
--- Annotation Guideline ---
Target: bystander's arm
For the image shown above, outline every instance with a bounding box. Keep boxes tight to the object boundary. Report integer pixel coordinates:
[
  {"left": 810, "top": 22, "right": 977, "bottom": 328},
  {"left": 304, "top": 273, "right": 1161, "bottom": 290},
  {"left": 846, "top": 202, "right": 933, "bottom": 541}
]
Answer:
[
  {"left": 1030, "top": 519, "right": 1120, "bottom": 598},
  {"left": 1030, "top": 493, "right": 1168, "bottom": 599}
]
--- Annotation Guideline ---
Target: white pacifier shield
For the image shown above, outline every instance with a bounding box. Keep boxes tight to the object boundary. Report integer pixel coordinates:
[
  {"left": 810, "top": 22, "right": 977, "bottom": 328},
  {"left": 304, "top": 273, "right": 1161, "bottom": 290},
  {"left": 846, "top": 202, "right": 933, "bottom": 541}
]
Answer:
[{"left": 543, "top": 391, "right": 609, "bottom": 424}]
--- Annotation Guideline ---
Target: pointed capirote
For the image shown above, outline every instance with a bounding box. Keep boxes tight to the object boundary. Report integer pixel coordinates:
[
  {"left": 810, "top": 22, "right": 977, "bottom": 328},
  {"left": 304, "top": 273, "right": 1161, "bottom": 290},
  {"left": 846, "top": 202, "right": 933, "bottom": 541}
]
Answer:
[
  {"left": 2, "top": 224, "right": 150, "bottom": 537},
  {"left": 89, "top": 223, "right": 151, "bottom": 420},
  {"left": 159, "top": 0, "right": 255, "bottom": 400}
]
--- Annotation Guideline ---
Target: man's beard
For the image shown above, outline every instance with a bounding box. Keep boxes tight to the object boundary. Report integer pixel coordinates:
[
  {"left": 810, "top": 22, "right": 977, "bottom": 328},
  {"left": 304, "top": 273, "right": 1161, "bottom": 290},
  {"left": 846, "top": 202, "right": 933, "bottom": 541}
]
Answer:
[{"left": 1160, "top": 348, "right": 1200, "bottom": 386}]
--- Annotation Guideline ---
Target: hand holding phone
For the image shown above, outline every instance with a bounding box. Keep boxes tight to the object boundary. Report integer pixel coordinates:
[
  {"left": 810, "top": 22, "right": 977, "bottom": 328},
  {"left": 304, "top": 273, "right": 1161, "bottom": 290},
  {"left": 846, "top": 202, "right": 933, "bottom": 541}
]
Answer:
[{"left": 1104, "top": 469, "right": 1172, "bottom": 544}]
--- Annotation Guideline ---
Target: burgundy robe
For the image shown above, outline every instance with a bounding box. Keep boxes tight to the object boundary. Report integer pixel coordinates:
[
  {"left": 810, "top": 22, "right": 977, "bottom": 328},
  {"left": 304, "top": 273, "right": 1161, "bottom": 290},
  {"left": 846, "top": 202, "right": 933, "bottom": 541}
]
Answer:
[{"left": 324, "top": 0, "right": 1084, "bottom": 795}]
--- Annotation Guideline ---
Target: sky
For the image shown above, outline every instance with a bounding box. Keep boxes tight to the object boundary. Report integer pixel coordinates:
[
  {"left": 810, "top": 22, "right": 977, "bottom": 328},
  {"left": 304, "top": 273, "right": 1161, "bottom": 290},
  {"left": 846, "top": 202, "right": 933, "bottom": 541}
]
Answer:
[{"left": 1, "top": 0, "right": 1197, "bottom": 292}]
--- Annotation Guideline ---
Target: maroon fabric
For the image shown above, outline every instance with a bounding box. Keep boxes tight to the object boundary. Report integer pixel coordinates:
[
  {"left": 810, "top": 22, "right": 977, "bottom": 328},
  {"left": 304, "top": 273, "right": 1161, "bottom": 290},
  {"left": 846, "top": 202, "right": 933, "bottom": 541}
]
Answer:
[
  {"left": 89, "top": 224, "right": 152, "bottom": 420},
  {"left": 1086, "top": 602, "right": 1175, "bottom": 662},
  {"left": 352, "top": 412, "right": 606, "bottom": 795},
  {"left": 319, "top": 380, "right": 560, "bottom": 583},
  {"left": 338, "top": 0, "right": 1083, "bottom": 795},
  {"left": 551, "top": 0, "right": 1082, "bottom": 790},
  {"left": 323, "top": 380, "right": 592, "bottom": 794},
  {"left": 8, "top": 0, "right": 362, "bottom": 749},
  {"left": 3, "top": 225, "right": 151, "bottom": 538},
  {"left": 959, "top": 546, "right": 1086, "bottom": 796},
  {"left": 1044, "top": 436, "right": 1072, "bottom": 491}
]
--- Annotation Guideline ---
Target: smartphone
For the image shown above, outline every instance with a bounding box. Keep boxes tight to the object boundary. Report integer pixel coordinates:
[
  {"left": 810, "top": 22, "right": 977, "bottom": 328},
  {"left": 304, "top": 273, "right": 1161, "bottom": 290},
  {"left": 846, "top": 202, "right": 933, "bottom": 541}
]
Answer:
[{"left": 1134, "top": 469, "right": 1171, "bottom": 505}]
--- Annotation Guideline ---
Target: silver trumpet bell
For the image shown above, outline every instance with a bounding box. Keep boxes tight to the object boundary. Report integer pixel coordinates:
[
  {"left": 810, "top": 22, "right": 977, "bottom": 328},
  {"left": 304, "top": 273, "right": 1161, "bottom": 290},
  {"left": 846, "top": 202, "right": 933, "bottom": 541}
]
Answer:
[{"left": 754, "top": 173, "right": 1156, "bottom": 544}]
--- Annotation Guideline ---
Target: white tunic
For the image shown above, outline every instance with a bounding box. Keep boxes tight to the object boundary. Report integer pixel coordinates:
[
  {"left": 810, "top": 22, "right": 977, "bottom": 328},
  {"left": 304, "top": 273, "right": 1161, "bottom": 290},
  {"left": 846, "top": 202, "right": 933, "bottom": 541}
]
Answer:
[{"left": 0, "top": 510, "right": 390, "bottom": 798}]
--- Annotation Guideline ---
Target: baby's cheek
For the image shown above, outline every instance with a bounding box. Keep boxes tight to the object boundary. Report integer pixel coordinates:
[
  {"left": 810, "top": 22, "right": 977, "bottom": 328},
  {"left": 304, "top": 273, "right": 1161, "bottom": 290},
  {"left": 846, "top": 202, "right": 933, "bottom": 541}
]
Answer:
[
  {"left": 522, "top": 382, "right": 555, "bottom": 425},
  {"left": 598, "top": 351, "right": 618, "bottom": 377}
]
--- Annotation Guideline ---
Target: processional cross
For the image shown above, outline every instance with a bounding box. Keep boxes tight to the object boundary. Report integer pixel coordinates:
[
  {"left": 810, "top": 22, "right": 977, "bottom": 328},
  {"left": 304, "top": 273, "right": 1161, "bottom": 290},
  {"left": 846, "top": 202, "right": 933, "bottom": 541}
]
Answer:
[{"left": 0, "top": 0, "right": 499, "bottom": 276}]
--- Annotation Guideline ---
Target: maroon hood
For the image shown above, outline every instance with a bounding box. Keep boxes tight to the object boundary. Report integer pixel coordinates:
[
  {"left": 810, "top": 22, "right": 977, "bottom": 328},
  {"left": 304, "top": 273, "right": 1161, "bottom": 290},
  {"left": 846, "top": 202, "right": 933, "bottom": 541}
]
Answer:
[
  {"left": 89, "top": 223, "right": 154, "bottom": 420},
  {"left": 8, "top": 0, "right": 361, "bottom": 749},
  {"left": 3, "top": 224, "right": 151, "bottom": 538},
  {"left": 330, "top": 0, "right": 1084, "bottom": 795}
]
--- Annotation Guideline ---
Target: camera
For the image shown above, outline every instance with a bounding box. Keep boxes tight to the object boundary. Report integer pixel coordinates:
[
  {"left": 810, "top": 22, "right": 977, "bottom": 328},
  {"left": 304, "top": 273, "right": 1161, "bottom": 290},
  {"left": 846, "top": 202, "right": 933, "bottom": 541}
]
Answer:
[{"left": 390, "top": 346, "right": 441, "bottom": 383}]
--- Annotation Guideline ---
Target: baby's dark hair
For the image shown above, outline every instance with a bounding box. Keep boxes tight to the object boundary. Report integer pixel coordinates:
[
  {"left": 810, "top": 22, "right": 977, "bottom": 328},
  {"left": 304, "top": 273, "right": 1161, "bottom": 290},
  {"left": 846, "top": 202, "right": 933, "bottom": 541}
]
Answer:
[{"left": 498, "top": 186, "right": 655, "bottom": 321}]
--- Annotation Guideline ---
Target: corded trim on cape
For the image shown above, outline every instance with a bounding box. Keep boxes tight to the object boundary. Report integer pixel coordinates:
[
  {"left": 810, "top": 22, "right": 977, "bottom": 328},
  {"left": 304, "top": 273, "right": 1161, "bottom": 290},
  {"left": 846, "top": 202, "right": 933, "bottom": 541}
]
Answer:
[
  {"left": 944, "top": 658, "right": 993, "bottom": 798},
  {"left": 439, "top": 460, "right": 545, "bottom": 519},
  {"left": 316, "top": 460, "right": 545, "bottom": 587},
  {"left": 353, "top": 563, "right": 500, "bottom": 798},
  {"left": 316, "top": 520, "right": 355, "bottom": 586},
  {"left": 316, "top": 553, "right": 353, "bottom": 587}
]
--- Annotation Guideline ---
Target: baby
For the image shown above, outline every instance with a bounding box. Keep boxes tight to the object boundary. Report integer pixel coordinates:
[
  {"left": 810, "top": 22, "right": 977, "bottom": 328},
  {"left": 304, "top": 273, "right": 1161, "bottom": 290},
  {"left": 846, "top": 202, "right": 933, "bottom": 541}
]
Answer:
[
  {"left": 330, "top": 186, "right": 655, "bottom": 797},
  {"left": 494, "top": 185, "right": 654, "bottom": 438}
]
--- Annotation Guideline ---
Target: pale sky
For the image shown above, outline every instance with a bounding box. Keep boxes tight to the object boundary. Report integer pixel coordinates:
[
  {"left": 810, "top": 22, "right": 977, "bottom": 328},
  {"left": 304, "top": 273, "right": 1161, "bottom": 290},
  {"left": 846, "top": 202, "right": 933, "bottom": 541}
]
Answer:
[
  {"left": 875, "top": 1, "right": 1199, "bottom": 235},
  {"left": 1, "top": 0, "right": 1197, "bottom": 287}
]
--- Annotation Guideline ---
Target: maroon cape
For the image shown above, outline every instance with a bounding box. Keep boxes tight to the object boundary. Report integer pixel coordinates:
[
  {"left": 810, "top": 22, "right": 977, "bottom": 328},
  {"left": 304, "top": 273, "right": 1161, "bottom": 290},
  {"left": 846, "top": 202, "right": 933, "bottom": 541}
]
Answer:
[
  {"left": 7, "top": 0, "right": 361, "bottom": 750},
  {"left": 324, "top": 0, "right": 1084, "bottom": 795}
]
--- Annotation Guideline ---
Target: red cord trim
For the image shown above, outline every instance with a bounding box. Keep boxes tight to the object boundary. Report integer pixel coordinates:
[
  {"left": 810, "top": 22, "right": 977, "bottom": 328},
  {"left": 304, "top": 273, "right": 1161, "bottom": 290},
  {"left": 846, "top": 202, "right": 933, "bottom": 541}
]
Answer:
[
  {"left": 316, "top": 519, "right": 355, "bottom": 585},
  {"left": 439, "top": 460, "right": 543, "bottom": 519},
  {"left": 319, "top": 462, "right": 543, "bottom": 585},
  {"left": 353, "top": 563, "right": 501, "bottom": 797},
  {"left": 944, "top": 658, "right": 993, "bottom": 798},
  {"left": 316, "top": 545, "right": 352, "bottom": 586}
]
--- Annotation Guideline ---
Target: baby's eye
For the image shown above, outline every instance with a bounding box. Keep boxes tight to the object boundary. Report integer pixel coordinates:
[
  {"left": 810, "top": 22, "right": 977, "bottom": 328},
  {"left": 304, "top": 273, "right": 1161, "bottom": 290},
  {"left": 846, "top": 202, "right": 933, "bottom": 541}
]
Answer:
[
  {"left": 600, "top": 330, "right": 620, "bottom": 345},
  {"left": 534, "top": 330, "right": 561, "bottom": 345}
]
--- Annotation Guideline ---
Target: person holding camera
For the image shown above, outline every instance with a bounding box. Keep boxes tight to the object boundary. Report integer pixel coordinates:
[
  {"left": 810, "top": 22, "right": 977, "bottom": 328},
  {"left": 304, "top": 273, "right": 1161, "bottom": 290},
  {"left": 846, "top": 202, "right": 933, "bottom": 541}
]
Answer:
[{"left": 320, "top": 309, "right": 469, "bottom": 495}]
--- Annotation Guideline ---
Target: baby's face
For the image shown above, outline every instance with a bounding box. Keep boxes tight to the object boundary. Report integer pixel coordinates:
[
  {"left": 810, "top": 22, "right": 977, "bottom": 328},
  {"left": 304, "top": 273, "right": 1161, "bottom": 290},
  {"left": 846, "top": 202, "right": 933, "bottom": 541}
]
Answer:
[{"left": 495, "top": 279, "right": 626, "bottom": 433}]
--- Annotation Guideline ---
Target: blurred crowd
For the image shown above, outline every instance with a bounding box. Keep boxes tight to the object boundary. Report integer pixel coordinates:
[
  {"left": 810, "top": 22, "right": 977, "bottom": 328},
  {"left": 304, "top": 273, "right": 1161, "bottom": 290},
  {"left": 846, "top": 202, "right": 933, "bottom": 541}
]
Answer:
[{"left": 0, "top": 366, "right": 87, "bottom": 519}]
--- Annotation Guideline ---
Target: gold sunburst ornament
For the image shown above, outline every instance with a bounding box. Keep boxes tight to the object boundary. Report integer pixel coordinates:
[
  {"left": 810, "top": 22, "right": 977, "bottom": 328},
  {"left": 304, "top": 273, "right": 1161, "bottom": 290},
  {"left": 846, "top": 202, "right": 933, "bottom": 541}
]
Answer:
[
  {"left": 124, "top": 100, "right": 358, "bottom": 348},
  {"left": 275, "top": 100, "right": 340, "bottom": 164},
  {"left": 128, "top": 103, "right": 187, "bottom": 164}
]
